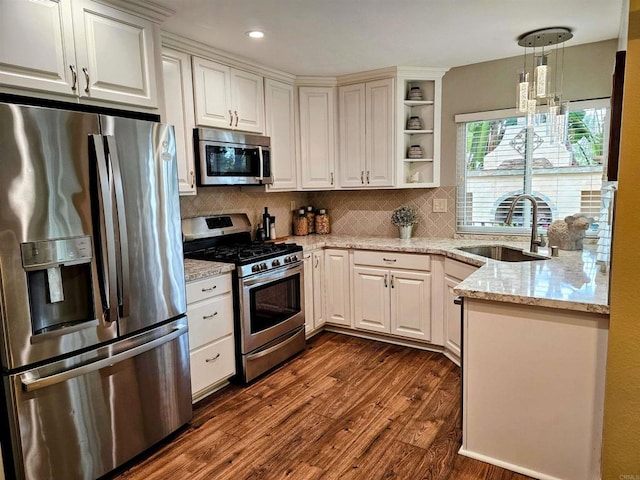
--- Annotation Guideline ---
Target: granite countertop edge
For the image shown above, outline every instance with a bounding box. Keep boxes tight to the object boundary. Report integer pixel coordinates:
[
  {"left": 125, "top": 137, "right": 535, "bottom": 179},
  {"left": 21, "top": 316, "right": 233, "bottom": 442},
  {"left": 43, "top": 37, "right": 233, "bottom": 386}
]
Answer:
[{"left": 289, "top": 234, "right": 610, "bottom": 315}]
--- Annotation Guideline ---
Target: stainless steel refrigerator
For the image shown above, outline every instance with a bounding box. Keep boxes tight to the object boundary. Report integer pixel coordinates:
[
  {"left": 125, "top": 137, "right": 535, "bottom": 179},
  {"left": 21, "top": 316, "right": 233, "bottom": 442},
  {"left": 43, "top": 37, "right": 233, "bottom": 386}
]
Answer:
[{"left": 0, "top": 101, "right": 192, "bottom": 479}]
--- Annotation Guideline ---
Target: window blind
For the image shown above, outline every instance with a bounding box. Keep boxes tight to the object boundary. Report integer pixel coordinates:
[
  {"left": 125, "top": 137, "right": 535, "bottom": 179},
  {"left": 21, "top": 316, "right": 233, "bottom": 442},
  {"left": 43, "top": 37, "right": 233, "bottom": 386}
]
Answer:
[{"left": 456, "top": 99, "right": 610, "bottom": 235}]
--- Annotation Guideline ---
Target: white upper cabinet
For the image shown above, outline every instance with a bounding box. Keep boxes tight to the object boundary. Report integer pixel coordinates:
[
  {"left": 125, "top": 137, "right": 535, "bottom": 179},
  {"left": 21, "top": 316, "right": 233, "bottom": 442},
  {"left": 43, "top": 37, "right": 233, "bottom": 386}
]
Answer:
[
  {"left": 339, "top": 78, "right": 394, "bottom": 188},
  {"left": 298, "top": 86, "right": 337, "bottom": 189},
  {"left": 162, "top": 48, "right": 196, "bottom": 195},
  {"left": 0, "top": 0, "right": 159, "bottom": 109},
  {"left": 265, "top": 79, "right": 297, "bottom": 191},
  {"left": 192, "top": 57, "right": 265, "bottom": 133},
  {"left": 0, "top": 0, "right": 76, "bottom": 96}
]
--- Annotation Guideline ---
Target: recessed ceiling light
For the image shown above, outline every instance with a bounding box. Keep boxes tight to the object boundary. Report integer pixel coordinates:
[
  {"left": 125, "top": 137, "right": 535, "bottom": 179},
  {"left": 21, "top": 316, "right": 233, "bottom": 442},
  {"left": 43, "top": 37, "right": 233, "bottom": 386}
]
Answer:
[{"left": 247, "top": 30, "right": 265, "bottom": 39}]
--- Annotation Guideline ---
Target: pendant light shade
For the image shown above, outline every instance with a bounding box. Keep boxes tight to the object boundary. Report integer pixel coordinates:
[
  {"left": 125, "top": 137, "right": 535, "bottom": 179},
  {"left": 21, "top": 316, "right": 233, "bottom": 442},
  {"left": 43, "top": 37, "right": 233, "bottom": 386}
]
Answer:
[{"left": 515, "top": 27, "right": 573, "bottom": 134}]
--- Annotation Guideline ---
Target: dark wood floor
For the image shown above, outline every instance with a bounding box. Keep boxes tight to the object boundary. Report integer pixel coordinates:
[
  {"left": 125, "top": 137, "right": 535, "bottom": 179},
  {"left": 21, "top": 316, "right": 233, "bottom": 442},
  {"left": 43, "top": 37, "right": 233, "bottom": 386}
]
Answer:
[{"left": 113, "top": 332, "right": 534, "bottom": 480}]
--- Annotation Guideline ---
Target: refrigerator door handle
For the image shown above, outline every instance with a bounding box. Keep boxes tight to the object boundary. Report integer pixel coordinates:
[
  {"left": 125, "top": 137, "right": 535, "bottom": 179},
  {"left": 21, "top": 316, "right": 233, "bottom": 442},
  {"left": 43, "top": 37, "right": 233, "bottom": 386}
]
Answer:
[
  {"left": 90, "top": 135, "right": 118, "bottom": 324},
  {"left": 105, "top": 135, "right": 130, "bottom": 319},
  {"left": 20, "top": 325, "right": 187, "bottom": 392}
]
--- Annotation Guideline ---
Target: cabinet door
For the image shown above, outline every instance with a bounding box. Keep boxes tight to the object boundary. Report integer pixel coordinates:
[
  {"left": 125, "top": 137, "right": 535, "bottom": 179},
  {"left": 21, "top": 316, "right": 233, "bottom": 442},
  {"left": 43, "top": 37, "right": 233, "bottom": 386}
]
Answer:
[
  {"left": 312, "top": 250, "right": 325, "bottom": 329},
  {"left": 353, "top": 266, "right": 390, "bottom": 333},
  {"left": 339, "top": 83, "right": 366, "bottom": 187},
  {"left": 390, "top": 269, "right": 431, "bottom": 341},
  {"left": 303, "top": 252, "right": 314, "bottom": 334},
  {"left": 0, "top": 0, "right": 76, "bottom": 96},
  {"left": 162, "top": 48, "right": 196, "bottom": 195},
  {"left": 72, "top": 0, "right": 158, "bottom": 108},
  {"left": 265, "top": 79, "right": 297, "bottom": 191},
  {"left": 444, "top": 274, "right": 462, "bottom": 358},
  {"left": 366, "top": 78, "right": 394, "bottom": 186},
  {"left": 231, "top": 68, "right": 264, "bottom": 133},
  {"left": 299, "top": 86, "right": 336, "bottom": 189},
  {"left": 324, "top": 249, "right": 350, "bottom": 326},
  {"left": 192, "top": 57, "right": 232, "bottom": 128}
]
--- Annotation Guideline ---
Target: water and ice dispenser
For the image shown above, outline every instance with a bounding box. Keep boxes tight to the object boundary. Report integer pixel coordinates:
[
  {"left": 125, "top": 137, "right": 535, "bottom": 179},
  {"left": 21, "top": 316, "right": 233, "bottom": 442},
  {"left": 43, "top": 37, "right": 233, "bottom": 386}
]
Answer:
[{"left": 21, "top": 236, "right": 95, "bottom": 335}]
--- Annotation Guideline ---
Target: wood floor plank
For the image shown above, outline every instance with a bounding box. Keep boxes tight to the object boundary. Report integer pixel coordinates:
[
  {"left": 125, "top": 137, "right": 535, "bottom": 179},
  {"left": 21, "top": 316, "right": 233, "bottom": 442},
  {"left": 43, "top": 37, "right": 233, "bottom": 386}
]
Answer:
[{"left": 112, "top": 332, "right": 535, "bottom": 480}]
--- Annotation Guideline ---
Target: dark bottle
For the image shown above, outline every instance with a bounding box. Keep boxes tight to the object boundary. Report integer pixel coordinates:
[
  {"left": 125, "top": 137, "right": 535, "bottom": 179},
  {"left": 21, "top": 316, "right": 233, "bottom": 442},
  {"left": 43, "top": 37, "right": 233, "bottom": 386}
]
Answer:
[{"left": 262, "top": 207, "right": 271, "bottom": 238}]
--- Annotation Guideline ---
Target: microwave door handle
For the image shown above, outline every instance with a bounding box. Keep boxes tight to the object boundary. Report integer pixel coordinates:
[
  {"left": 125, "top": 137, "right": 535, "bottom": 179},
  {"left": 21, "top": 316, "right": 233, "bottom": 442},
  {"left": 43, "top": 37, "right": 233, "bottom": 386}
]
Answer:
[
  {"left": 257, "top": 146, "right": 264, "bottom": 181},
  {"left": 105, "top": 136, "right": 130, "bottom": 319},
  {"left": 90, "top": 134, "right": 118, "bottom": 324}
]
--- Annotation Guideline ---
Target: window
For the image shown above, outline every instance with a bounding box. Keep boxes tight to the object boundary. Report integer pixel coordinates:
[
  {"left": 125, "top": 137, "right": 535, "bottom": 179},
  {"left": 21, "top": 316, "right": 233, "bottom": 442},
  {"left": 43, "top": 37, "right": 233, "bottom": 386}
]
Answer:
[{"left": 456, "top": 99, "right": 609, "bottom": 235}]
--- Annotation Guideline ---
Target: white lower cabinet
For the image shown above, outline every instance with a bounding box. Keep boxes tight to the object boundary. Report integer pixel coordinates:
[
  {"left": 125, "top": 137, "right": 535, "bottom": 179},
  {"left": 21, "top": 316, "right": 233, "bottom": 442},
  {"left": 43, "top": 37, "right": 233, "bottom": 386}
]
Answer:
[
  {"left": 186, "top": 274, "right": 235, "bottom": 402},
  {"left": 443, "top": 258, "right": 478, "bottom": 364},
  {"left": 324, "top": 249, "right": 351, "bottom": 326},
  {"left": 353, "top": 251, "right": 431, "bottom": 340},
  {"left": 303, "top": 249, "right": 325, "bottom": 334}
]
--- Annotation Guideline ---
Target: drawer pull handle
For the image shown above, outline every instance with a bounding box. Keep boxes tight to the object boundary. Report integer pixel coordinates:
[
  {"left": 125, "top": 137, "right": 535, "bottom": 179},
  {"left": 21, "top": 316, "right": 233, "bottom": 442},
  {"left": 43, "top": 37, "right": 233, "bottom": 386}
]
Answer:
[
  {"left": 203, "top": 312, "right": 218, "bottom": 319},
  {"left": 201, "top": 285, "right": 217, "bottom": 292},
  {"left": 383, "top": 258, "right": 397, "bottom": 262},
  {"left": 205, "top": 353, "right": 221, "bottom": 363}
]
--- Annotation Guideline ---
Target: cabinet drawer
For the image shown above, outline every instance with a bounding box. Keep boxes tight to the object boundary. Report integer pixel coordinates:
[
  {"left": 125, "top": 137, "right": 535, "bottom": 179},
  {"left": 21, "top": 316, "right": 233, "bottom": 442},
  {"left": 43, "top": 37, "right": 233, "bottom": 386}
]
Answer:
[
  {"left": 187, "top": 292, "right": 233, "bottom": 350},
  {"left": 190, "top": 335, "right": 235, "bottom": 396},
  {"left": 353, "top": 250, "right": 430, "bottom": 271},
  {"left": 445, "top": 258, "right": 478, "bottom": 281},
  {"left": 186, "top": 274, "right": 232, "bottom": 304}
]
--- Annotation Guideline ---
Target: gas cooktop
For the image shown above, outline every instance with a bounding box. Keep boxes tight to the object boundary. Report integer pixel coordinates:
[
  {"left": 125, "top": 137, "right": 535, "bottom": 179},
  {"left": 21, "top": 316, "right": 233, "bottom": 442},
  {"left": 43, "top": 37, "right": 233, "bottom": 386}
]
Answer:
[{"left": 182, "top": 214, "right": 303, "bottom": 277}]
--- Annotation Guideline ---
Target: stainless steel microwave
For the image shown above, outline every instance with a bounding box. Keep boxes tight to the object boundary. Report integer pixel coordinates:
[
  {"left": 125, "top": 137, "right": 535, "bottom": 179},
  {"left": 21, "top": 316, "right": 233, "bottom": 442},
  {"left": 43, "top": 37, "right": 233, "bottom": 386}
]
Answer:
[{"left": 195, "top": 128, "right": 273, "bottom": 186}]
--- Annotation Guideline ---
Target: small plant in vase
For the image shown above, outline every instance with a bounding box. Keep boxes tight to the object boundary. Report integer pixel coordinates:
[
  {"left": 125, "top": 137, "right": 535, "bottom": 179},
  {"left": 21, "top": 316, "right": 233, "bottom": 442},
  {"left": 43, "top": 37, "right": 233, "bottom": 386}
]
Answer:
[{"left": 391, "top": 205, "right": 418, "bottom": 239}]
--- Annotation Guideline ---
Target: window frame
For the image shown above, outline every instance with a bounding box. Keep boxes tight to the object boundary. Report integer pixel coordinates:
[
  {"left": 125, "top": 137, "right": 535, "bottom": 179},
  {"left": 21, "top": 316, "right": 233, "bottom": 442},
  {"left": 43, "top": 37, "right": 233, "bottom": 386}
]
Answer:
[{"left": 455, "top": 98, "right": 611, "bottom": 236}]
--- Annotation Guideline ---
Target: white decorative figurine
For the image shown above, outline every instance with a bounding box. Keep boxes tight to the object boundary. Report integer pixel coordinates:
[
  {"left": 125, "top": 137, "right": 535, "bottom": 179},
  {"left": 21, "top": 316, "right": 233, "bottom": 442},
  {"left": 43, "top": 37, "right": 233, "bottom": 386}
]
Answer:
[{"left": 547, "top": 213, "right": 594, "bottom": 251}]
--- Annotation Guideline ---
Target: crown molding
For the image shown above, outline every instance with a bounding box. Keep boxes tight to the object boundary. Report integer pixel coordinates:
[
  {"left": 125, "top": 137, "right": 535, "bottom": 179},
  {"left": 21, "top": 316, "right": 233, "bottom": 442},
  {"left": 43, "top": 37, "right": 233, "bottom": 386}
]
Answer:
[
  {"left": 295, "top": 76, "right": 338, "bottom": 87},
  {"left": 93, "top": 0, "right": 174, "bottom": 23},
  {"left": 161, "top": 31, "right": 296, "bottom": 84}
]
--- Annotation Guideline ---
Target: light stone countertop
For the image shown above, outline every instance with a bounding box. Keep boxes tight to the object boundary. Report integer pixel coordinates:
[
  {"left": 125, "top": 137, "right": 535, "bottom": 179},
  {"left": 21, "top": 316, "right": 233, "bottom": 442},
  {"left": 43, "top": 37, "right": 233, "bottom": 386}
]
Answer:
[
  {"left": 288, "top": 234, "right": 610, "bottom": 315},
  {"left": 184, "top": 258, "right": 235, "bottom": 282}
]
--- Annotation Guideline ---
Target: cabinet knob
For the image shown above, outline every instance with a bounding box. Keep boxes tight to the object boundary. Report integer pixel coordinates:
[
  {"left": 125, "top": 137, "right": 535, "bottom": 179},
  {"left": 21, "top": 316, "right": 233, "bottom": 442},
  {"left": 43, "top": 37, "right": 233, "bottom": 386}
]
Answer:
[
  {"left": 234, "top": 110, "right": 239, "bottom": 127},
  {"left": 330, "top": 172, "right": 334, "bottom": 185},
  {"left": 390, "top": 274, "right": 394, "bottom": 288},
  {"left": 203, "top": 312, "right": 218, "bottom": 319},
  {"left": 366, "top": 170, "right": 370, "bottom": 184},
  {"left": 201, "top": 285, "right": 217, "bottom": 292},
  {"left": 384, "top": 274, "right": 388, "bottom": 288},
  {"left": 361, "top": 171, "right": 364, "bottom": 184},
  {"left": 69, "top": 65, "right": 77, "bottom": 91},
  {"left": 228, "top": 110, "right": 233, "bottom": 126},
  {"left": 82, "top": 67, "right": 90, "bottom": 94}
]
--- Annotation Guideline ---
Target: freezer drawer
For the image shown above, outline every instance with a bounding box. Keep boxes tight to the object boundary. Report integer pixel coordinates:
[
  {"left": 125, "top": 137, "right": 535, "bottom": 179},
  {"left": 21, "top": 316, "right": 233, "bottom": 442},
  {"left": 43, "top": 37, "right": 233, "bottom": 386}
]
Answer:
[{"left": 3, "top": 321, "right": 192, "bottom": 480}]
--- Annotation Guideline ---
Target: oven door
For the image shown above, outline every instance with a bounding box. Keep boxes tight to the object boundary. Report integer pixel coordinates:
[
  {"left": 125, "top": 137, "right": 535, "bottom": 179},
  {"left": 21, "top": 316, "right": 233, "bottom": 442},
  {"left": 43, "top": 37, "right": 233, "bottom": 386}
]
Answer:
[
  {"left": 239, "top": 263, "right": 304, "bottom": 354},
  {"left": 198, "top": 140, "right": 271, "bottom": 185}
]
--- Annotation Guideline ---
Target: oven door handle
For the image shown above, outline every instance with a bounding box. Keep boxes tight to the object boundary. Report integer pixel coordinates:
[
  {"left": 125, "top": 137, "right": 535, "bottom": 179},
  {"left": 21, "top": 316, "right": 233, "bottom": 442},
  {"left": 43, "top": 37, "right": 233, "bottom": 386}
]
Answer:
[
  {"left": 246, "top": 327, "right": 303, "bottom": 361},
  {"left": 241, "top": 263, "right": 303, "bottom": 287}
]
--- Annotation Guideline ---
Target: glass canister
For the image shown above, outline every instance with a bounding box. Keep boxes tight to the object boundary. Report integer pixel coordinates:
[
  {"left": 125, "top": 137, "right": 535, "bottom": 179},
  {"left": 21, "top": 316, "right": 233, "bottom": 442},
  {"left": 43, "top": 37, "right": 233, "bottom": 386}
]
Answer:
[
  {"left": 293, "top": 208, "right": 308, "bottom": 236},
  {"left": 306, "top": 205, "right": 316, "bottom": 234},
  {"left": 315, "top": 209, "right": 330, "bottom": 234}
]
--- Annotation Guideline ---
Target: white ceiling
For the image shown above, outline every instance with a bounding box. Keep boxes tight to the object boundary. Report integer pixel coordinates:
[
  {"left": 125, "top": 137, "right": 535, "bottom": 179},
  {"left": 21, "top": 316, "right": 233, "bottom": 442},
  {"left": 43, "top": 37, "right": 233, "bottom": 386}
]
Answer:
[{"left": 160, "top": 0, "right": 624, "bottom": 76}]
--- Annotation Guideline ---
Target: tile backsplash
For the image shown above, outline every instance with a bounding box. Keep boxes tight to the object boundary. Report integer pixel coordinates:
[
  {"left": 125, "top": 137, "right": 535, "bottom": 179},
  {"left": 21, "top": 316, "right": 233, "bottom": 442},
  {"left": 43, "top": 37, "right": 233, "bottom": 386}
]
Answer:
[
  {"left": 179, "top": 187, "right": 308, "bottom": 239},
  {"left": 180, "top": 186, "right": 456, "bottom": 239},
  {"left": 310, "top": 187, "right": 456, "bottom": 238}
]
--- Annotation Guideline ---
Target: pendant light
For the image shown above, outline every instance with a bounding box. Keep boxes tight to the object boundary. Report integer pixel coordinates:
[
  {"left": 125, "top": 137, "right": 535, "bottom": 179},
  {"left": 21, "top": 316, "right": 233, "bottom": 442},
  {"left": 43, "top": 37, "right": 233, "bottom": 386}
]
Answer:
[{"left": 516, "top": 27, "right": 573, "bottom": 135}]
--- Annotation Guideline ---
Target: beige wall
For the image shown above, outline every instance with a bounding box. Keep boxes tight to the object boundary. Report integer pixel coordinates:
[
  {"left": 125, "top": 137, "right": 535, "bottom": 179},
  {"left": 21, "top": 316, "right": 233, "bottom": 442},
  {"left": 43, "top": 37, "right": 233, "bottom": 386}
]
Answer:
[
  {"left": 440, "top": 39, "right": 618, "bottom": 187},
  {"left": 602, "top": 1, "right": 640, "bottom": 476}
]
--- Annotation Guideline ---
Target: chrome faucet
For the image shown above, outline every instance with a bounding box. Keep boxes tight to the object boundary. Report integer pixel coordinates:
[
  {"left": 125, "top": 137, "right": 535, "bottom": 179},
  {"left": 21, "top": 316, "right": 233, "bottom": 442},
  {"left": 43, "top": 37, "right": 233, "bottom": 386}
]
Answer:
[{"left": 505, "top": 194, "right": 545, "bottom": 253}]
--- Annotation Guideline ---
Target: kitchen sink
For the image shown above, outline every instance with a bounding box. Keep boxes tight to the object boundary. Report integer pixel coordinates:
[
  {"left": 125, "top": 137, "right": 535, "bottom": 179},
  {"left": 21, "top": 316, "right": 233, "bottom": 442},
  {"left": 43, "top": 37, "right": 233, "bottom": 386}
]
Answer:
[{"left": 456, "top": 245, "right": 549, "bottom": 262}]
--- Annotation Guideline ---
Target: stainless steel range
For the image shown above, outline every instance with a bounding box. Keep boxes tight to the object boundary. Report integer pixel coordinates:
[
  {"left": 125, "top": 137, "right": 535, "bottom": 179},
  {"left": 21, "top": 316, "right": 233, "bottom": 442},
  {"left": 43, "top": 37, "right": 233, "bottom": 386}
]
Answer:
[{"left": 182, "top": 214, "right": 306, "bottom": 383}]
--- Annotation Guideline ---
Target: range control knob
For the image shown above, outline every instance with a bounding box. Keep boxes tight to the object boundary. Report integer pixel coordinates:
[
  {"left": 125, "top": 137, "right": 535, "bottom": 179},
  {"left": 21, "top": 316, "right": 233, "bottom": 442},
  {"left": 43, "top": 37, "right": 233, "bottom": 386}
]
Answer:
[
  {"left": 260, "top": 262, "right": 268, "bottom": 271},
  {"left": 272, "top": 259, "right": 281, "bottom": 267},
  {"left": 290, "top": 254, "right": 299, "bottom": 262},
  {"left": 252, "top": 264, "right": 261, "bottom": 273}
]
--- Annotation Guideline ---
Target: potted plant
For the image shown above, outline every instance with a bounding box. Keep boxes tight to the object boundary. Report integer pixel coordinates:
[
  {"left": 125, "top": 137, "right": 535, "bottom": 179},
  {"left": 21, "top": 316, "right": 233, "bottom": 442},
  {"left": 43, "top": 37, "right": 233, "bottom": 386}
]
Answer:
[{"left": 391, "top": 205, "right": 418, "bottom": 239}]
